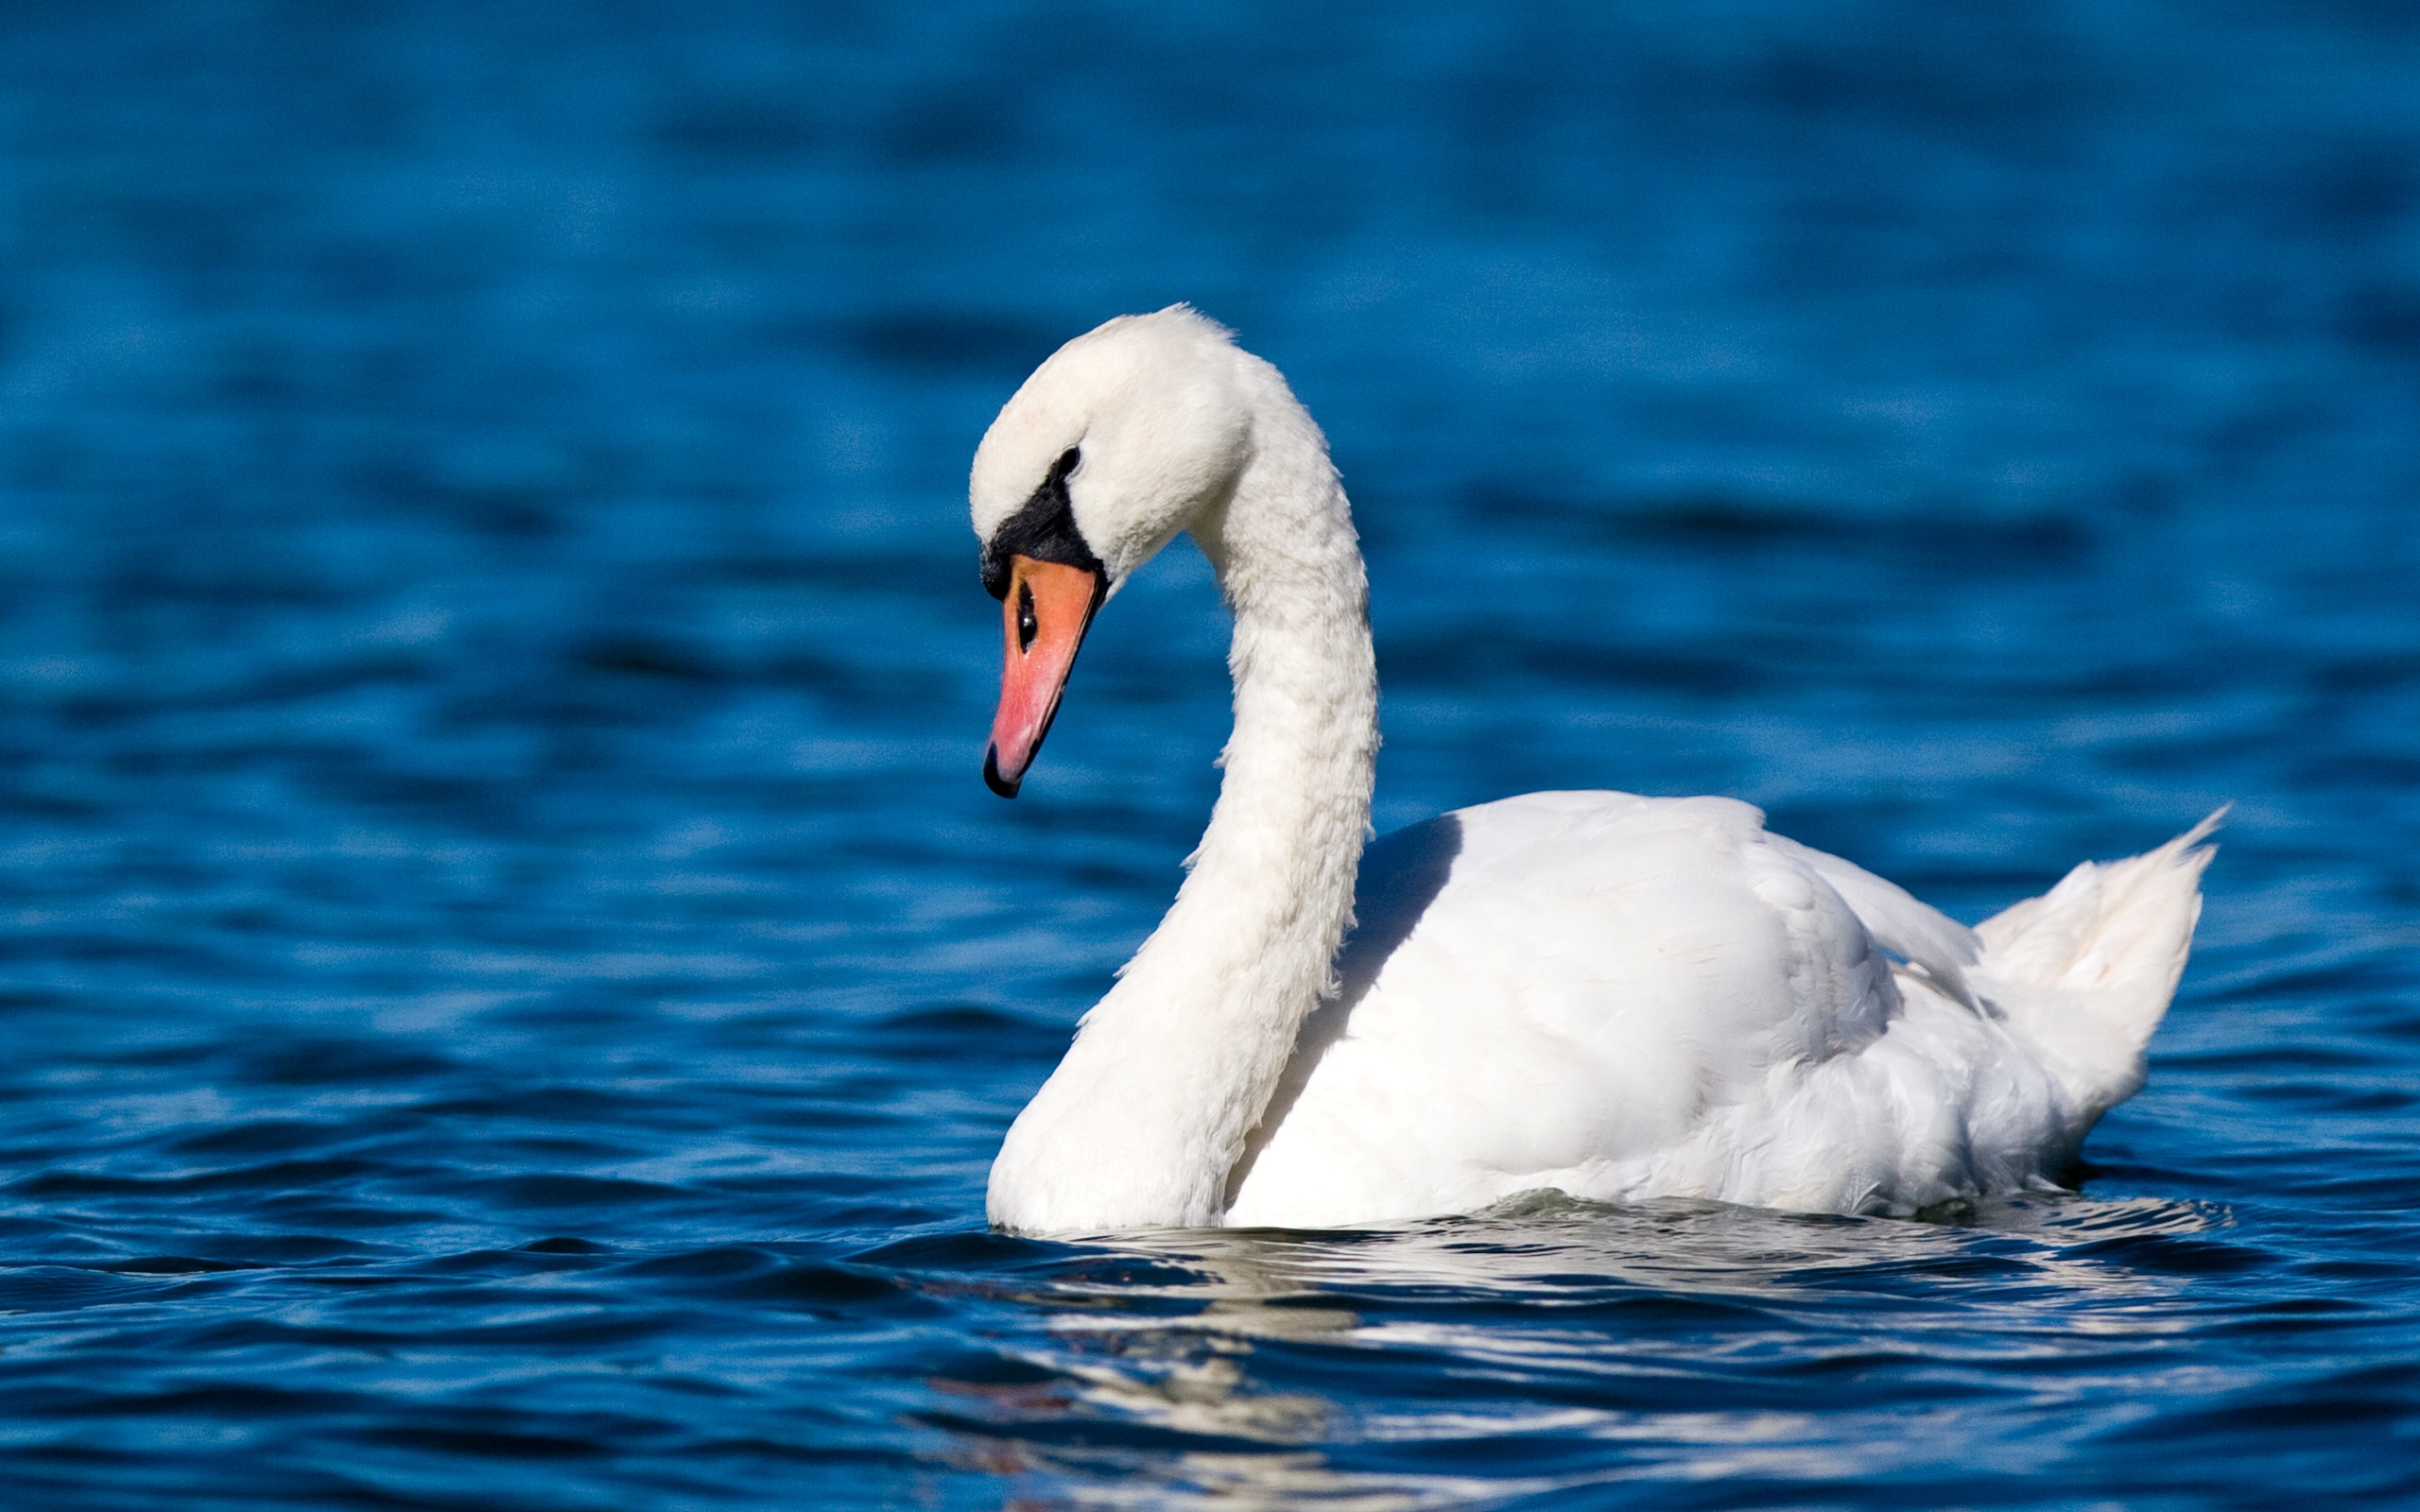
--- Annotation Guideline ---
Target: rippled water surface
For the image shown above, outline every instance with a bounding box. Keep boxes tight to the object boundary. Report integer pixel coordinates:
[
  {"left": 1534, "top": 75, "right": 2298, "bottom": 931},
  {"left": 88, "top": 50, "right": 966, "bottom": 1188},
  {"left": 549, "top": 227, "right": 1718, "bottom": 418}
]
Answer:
[{"left": 5, "top": 2, "right": 2418, "bottom": 1506}]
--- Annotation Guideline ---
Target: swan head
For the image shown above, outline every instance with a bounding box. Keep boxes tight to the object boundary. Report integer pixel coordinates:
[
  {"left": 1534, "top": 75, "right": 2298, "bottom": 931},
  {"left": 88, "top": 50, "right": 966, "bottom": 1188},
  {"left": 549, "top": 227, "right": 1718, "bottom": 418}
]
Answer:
[{"left": 970, "top": 306, "right": 1254, "bottom": 797}]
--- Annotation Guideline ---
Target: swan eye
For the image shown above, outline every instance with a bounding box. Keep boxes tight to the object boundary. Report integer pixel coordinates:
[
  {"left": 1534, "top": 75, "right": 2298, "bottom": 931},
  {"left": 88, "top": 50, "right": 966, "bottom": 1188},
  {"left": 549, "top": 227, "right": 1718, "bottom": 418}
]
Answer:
[
  {"left": 1017, "top": 579, "right": 1039, "bottom": 652},
  {"left": 979, "top": 444, "right": 1099, "bottom": 601}
]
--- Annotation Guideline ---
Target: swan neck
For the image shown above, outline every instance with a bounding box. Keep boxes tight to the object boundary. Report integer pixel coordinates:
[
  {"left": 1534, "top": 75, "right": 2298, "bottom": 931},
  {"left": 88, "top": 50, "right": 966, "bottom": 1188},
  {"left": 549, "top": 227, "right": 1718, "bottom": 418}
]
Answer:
[{"left": 988, "top": 385, "right": 1376, "bottom": 1232}]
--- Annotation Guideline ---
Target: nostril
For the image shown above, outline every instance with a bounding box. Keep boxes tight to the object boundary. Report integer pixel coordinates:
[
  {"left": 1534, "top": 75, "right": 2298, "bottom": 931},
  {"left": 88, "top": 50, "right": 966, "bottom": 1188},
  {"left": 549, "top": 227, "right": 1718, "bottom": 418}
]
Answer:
[{"left": 1017, "top": 580, "right": 1038, "bottom": 652}]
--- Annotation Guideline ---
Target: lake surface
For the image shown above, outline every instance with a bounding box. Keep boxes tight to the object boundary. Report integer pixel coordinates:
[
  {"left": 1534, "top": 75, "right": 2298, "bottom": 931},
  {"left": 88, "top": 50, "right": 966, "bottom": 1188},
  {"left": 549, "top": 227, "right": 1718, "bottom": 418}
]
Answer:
[{"left": 3, "top": 2, "right": 2417, "bottom": 1506}]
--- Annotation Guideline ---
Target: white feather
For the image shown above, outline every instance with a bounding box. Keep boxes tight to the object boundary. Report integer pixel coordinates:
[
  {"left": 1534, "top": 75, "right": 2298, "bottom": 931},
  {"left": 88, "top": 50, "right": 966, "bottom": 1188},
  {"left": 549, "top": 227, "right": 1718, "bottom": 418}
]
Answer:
[{"left": 975, "top": 309, "right": 2217, "bottom": 1235}]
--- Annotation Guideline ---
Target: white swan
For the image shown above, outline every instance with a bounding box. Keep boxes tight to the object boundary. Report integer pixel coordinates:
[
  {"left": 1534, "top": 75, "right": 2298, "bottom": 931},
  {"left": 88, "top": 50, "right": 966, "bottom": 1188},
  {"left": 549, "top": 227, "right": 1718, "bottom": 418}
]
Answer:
[{"left": 972, "top": 306, "right": 2214, "bottom": 1235}]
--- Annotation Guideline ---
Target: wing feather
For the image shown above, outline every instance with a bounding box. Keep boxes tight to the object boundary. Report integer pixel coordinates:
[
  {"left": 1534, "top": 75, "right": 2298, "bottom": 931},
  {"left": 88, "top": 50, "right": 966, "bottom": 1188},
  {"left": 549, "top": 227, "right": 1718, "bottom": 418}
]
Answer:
[{"left": 1758, "top": 833, "right": 1981, "bottom": 1011}]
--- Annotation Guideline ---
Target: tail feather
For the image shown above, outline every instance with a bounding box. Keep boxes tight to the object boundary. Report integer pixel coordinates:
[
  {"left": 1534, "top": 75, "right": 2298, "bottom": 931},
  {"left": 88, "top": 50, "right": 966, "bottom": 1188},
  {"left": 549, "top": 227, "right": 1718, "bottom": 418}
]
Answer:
[{"left": 1972, "top": 810, "right": 2222, "bottom": 1120}]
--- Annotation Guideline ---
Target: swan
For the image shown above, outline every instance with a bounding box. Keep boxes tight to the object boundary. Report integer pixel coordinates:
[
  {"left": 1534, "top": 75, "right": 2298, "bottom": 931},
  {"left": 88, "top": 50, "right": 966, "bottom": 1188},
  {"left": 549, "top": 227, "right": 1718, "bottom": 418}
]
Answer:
[{"left": 971, "top": 306, "right": 2214, "bottom": 1235}]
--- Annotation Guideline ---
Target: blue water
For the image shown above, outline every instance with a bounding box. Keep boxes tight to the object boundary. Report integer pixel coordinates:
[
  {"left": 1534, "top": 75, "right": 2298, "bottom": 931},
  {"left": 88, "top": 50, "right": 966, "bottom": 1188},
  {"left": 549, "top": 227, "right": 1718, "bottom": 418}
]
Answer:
[{"left": 4, "top": 2, "right": 2417, "bottom": 1505}]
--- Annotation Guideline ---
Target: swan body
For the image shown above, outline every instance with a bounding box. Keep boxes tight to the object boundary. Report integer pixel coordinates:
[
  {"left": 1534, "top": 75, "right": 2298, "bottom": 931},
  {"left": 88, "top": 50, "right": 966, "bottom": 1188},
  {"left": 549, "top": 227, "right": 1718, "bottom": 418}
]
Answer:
[{"left": 971, "top": 307, "right": 2214, "bottom": 1235}]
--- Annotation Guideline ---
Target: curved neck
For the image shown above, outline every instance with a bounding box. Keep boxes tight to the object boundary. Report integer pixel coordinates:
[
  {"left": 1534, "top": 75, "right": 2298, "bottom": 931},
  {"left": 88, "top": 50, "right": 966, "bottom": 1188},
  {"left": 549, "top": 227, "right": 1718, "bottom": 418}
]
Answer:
[{"left": 987, "top": 380, "right": 1377, "bottom": 1232}]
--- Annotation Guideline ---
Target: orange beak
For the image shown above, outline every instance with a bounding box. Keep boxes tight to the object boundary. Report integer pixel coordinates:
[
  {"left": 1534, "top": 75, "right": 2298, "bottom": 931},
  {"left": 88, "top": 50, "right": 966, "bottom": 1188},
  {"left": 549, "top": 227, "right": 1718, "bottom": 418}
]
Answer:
[{"left": 985, "top": 556, "right": 1107, "bottom": 798}]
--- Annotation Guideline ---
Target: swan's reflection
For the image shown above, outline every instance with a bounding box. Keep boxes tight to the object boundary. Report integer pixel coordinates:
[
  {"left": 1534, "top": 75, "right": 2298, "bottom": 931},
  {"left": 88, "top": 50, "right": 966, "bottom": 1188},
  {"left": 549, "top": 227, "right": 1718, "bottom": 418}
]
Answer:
[{"left": 915, "top": 1192, "right": 2232, "bottom": 1505}]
